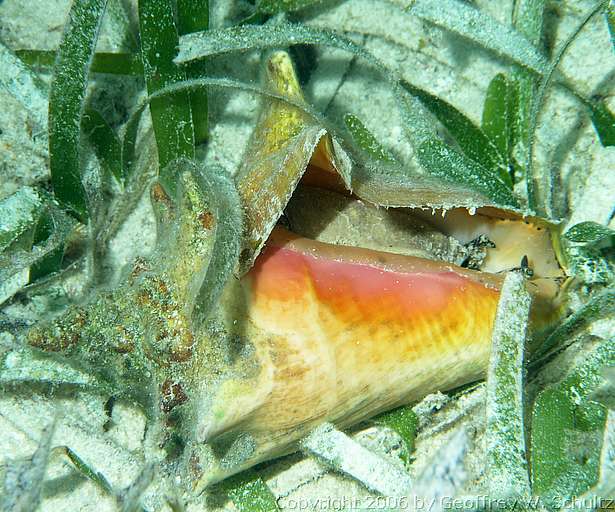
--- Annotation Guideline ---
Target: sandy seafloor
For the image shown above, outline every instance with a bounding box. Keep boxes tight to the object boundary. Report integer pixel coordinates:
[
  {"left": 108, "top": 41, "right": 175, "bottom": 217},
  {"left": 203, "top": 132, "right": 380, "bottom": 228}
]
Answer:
[{"left": 0, "top": 0, "right": 614, "bottom": 510}]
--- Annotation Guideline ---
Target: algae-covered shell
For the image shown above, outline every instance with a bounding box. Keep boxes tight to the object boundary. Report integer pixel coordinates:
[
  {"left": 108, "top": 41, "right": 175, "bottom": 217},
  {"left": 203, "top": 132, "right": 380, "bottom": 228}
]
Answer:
[{"left": 182, "top": 51, "right": 566, "bottom": 489}]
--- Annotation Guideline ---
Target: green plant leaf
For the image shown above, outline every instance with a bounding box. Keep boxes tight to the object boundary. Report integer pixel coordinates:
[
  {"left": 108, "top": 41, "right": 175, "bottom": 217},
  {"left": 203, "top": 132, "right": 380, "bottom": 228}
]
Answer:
[
  {"left": 0, "top": 200, "right": 76, "bottom": 303},
  {"left": 49, "top": 0, "right": 109, "bottom": 222},
  {"left": 256, "top": 0, "right": 321, "bottom": 14},
  {"left": 372, "top": 406, "right": 418, "bottom": 460},
  {"left": 589, "top": 101, "right": 615, "bottom": 147},
  {"left": 16, "top": 49, "right": 143, "bottom": 75},
  {"left": 82, "top": 108, "right": 123, "bottom": 184},
  {"left": 535, "top": 287, "right": 615, "bottom": 358},
  {"left": 416, "top": 138, "right": 519, "bottom": 208},
  {"left": 402, "top": 80, "right": 504, "bottom": 177},
  {"left": 485, "top": 272, "right": 531, "bottom": 498},
  {"left": 564, "top": 221, "right": 615, "bottom": 244},
  {"left": 0, "top": 187, "right": 43, "bottom": 252},
  {"left": 0, "top": 42, "right": 48, "bottom": 133},
  {"left": 513, "top": 0, "right": 546, "bottom": 47},
  {"left": 511, "top": 0, "right": 545, "bottom": 187},
  {"left": 121, "top": 103, "right": 148, "bottom": 180},
  {"left": 29, "top": 208, "right": 65, "bottom": 282},
  {"left": 176, "top": 0, "right": 209, "bottom": 144},
  {"left": 60, "top": 446, "right": 113, "bottom": 493},
  {"left": 344, "top": 113, "right": 395, "bottom": 163},
  {"left": 218, "top": 469, "right": 280, "bottom": 512},
  {"left": 482, "top": 74, "right": 517, "bottom": 187},
  {"left": 138, "top": 0, "right": 195, "bottom": 171},
  {"left": 606, "top": 0, "right": 615, "bottom": 52},
  {"left": 531, "top": 336, "right": 615, "bottom": 505},
  {"left": 409, "top": 0, "right": 547, "bottom": 74}
]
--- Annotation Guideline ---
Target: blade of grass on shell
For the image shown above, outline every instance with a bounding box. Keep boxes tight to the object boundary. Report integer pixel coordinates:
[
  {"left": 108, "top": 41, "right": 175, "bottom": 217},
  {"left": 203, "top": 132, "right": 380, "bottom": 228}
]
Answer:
[
  {"left": 217, "top": 469, "right": 280, "bottom": 512},
  {"left": 49, "top": 0, "right": 109, "bottom": 222},
  {"left": 136, "top": 75, "right": 518, "bottom": 214},
  {"left": 174, "top": 22, "right": 437, "bottom": 144},
  {"left": 138, "top": 0, "right": 195, "bottom": 172},
  {"left": 17, "top": 49, "right": 143, "bottom": 75},
  {"left": 344, "top": 113, "right": 395, "bottom": 163},
  {"left": 485, "top": 272, "right": 531, "bottom": 498},
  {"left": 176, "top": 0, "right": 209, "bottom": 144},
  {"left": 402, "top": 80, "right": 504, "bottom": 176},
  {"left": 409, "top": 0, "right": 547, "bottom": 74},
  {"left": 82, "top": 108, "right": 123, "bottom": 184},
  {"left": 530, "top": 335, "right": 615, "bottom": 505},
  {"left": 0, "top": 42, "right": 48, "bottom": 134},
  {"left": 482, "top": 74, "right": 517, "bottom": 187}
]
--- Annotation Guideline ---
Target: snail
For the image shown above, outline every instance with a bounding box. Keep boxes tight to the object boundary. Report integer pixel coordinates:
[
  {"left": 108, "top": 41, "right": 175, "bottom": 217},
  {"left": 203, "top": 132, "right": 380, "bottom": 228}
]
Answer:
[{"left": 25, "top": 50, "right": 565, "bottom": 493}]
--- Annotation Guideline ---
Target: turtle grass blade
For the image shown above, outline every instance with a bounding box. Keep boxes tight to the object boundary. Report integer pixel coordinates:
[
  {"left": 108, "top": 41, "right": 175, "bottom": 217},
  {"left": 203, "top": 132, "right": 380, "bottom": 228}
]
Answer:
[
  {"left": 344, "top": 113, "right": 395, "bottom": 163},
  {"left": 416, "top": 139, "right": 519, "bottom": 208},
  {"left": 82, "top": 108, "right": 123, "bottom": 184},
  {"left": 1, "top": 422, "right": 55, "bottom": 512},
  {"left": 402, "top": 80, "right": 505, "bottom": 177},
  {"left": 530, "top": 335, "right": 615, "bottom": 505},
  {"left": 29, "top": 207, "right": 65, "bottom": 282},
  {"left": 59, "top": 446, "right": 113, "bottom": 494},
  {"left": 372, "top": 406, "right": 418, "bottom": 461},
  {"left": 16, "top": 49, "right": 143, "bottom": 75},
  {"left": 564, "top": 221, "right": 615, "bottom": 245},
  {"left": 0, "top": 201, "right": 76, "bottom": 304},
  {"left": 485, "top": 272, "right": 531, "bottom": 498},
  {"left": 534, "top": 287, "right": 615, "bottom": 359},
  {"left": 176, "top": 0, "right": 209, "bottom": 144},
  {"left": 217, "top": 469, "right": 280, "bottom": 512},
  {"left": 256, "top": 0, "right": 322, "bottom": 14},
  {"left": 589, "top": 101, "right": 615, "bottom": 147},
  {"left": 49, "top": 0, "right": 109, "bottom": 223},
  {"left": 0, "top": 41, "right": 48, "bottom": 133},
  {"left": 0, "top": 187, "right": 43, "bottom": 252},
  {"left": 482, "top": 74, "right": 517, "bottom": 187},
  {"left": 409, "top": 0, "right": 547, "bottom": 74},
  {"left": 526, "top": 0, "right": 607, "bottom": 217},
  {"left": 138, "top": 0, "right": 195, "bottom": 172},
  {"left": 512, "top": 0, "right": 545, "bottom": 183},
  {"left": 607, "top": 0, "right": 615, "bottom": 52}
]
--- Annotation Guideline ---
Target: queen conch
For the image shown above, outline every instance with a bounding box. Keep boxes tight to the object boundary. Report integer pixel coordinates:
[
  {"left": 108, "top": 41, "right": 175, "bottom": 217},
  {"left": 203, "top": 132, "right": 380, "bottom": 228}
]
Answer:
[{"left": 26, "top": 50, "right": 565, "bottom": 492}]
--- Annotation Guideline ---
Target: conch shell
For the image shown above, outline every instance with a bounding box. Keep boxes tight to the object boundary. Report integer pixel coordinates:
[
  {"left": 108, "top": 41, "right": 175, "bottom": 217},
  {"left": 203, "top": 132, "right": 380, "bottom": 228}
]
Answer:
[
  {"left": 24, "top": 50, "right": 565, "bottom": 493},
  {"left": 182, "top": 51, "right": 565, "bottom": 489}
]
